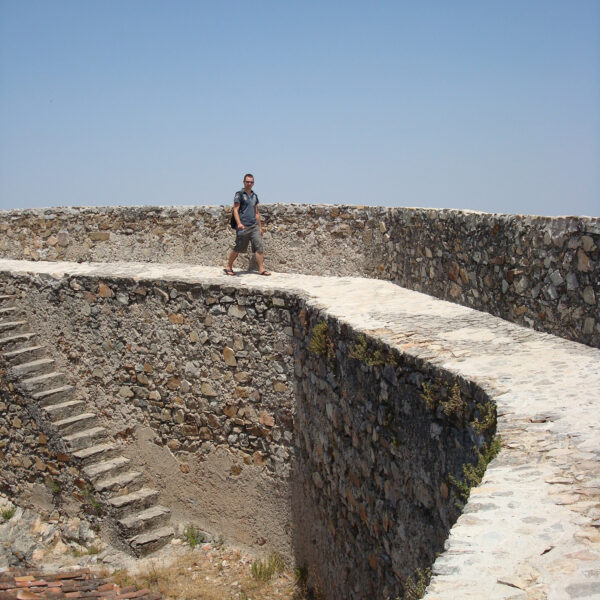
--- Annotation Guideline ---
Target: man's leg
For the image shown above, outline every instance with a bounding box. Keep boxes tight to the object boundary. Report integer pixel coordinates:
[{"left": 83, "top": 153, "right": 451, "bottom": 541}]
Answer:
[
  {"left": 255, "top": 252, "right": 264, "bottom": 272},
  {"left": 226, "top": 251, "right": 239, "bottom": 270},
  {"left": 251, "top": 227, "right": 269, "bottom": 275},
  {"left": 255, "top": 252, "right": 270, "bottom": 275}
]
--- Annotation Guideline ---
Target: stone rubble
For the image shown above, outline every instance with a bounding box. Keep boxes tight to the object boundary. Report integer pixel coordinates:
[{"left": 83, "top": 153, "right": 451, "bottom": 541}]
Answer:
[{"left": 0, "top": 493, "right": 105, "bottom": 569}]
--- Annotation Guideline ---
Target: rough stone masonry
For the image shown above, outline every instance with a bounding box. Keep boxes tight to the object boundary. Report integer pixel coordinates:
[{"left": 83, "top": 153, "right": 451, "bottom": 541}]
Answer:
[
  {"left": 1, "top": 258, "right": 598, "bottom": 600},
  {"left": 0, "top": 205, "right": 598, "bottom": 347}
]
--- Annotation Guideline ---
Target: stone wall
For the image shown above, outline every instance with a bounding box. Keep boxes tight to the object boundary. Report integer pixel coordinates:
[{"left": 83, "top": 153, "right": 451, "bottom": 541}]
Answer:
[
  {"left": 1, "top": 267, "right": 497, "bottom": 598},
  {"left": 0, "top": 205, "right": 598, "bottom": 347},
  {"left": 1, "top": 270, "right": 298, "bottom": 557},
  {"left": 379, "top": 209, "right": 599, "bottom": 348},
  {"left": 290, "top": 316, "right": 495, "bottom": 599},
  {"left": 0, "top": 375, "right": 76, "bottom": 511},
  {"left": 0, "top": 205, "right": 387, "bottom": 277}
]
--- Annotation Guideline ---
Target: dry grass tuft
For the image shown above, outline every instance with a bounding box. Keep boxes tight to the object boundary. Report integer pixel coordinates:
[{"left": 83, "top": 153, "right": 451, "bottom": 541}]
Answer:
[{"left": 251, "top": 553, "right": 285, "bottom": 581}]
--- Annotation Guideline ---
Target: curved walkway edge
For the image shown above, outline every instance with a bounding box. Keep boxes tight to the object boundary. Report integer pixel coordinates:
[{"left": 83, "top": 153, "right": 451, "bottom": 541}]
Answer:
[{"left": 1, "top": 259, "right": 599, "bottom": 600}]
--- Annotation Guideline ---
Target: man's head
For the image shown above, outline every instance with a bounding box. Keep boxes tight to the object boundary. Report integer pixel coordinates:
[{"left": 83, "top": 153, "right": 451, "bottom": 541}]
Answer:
[{"left": 243, "top": 173, "right": 254, "bottom": 192}]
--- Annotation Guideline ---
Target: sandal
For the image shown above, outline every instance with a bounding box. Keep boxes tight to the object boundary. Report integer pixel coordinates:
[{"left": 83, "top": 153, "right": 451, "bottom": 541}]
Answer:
[
  {"left": 224, "top": 268, "right": 235, "bottom": 276},
  {"left": 258, "top": 270, "right": 271, "bottom": 276}
]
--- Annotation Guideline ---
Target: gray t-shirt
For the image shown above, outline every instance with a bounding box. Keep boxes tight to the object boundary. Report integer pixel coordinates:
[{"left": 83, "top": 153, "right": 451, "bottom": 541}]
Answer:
[{"left": 234, "top": 189, "right": 258, "bottom": 227}]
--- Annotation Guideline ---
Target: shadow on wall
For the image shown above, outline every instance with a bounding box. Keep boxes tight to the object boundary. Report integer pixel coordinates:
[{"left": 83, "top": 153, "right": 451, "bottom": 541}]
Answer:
[{"left": 289, "top": 317, "right": 497, "bottom": 600}]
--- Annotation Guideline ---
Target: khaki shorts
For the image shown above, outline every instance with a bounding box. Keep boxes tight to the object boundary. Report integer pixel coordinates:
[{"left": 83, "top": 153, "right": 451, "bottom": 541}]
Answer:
[{"left": 233, "top": 224, "right": 263, "bottom": 253}]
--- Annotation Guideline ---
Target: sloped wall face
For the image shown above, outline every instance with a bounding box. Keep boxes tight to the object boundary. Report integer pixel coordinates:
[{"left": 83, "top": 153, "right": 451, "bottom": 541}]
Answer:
[
  {"left": 0, "top": 205, "right": 598, "bottom": 347},
  {"left": 291, "top": 316, "right": 496, "bottom": 599}
]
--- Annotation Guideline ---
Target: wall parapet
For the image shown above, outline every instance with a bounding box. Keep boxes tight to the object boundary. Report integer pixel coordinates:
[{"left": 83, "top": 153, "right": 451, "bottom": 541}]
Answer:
[
  {"left": 380, "top": 208, "right": 599, "bottom": 348},
  {"left": 0, "top": 205, "right": 598, "bottom": 347}
]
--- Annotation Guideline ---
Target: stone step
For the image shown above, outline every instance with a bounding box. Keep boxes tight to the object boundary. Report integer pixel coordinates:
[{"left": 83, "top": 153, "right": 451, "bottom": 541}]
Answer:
[
  {"left": 20, "top": 371, "right": 65, "bottom": 392},
  {"left": 72, "top": 442, "right": 120, "bottom": 466},
  {"left": 53, "top": 412, "right": 97, "bottom": 435},
  {"left": 129, "top": 526, "right": 174, "bottom": 557},
  {"left": 43, "top": 399, "right": 87, "bottom": 421},
  {"left": 0, "top": 332, "right": 36, "bottom": 351},
  {"left": 63, "top": 426, "right": 107, "bottom": 451},
  {"left": 107, "top": 488, "right": 159, "bottom": 517},
  {"left": 0, "top": 320, "right": 29, "bottom": 334},
  {"left": 33, "top": 385, "right": 75, "bottom": 405},
  {"left": 0, "top": 306, "right": 20, "bottom": 316},
  {"left": 11, "top": 357, "right": 55, "bottom": 377},
  {"left": 83, "top": 456, "right": 131, "bottom": 482},
  {"left": 95, "top": 470, "right": 143, "bottom": 494},
  {"left": 3, "top": 345, "right": 47, "bottom": 366},
  {"left": 118, "top": 505, "right": 171, "bottom": 536},
  {"left": 0, "top": 295, "right": 16, "bottom": 302}
]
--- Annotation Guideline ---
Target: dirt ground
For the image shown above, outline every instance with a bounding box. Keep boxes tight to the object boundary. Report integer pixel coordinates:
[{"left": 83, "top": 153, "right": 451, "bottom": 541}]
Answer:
[{"left": 109, "top": 541, "right": 319, "bottom": 600}]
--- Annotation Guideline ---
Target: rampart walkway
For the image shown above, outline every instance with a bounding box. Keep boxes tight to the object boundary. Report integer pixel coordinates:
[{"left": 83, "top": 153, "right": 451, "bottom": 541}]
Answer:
[{"left": 1, "top": 259, "right": 599, "bottom": 599}]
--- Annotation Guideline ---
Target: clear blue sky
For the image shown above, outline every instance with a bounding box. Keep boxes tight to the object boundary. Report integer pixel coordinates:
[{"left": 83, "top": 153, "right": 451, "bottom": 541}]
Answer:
[{"left": 1, "top": 0, "right": 599, "bottom": 216}]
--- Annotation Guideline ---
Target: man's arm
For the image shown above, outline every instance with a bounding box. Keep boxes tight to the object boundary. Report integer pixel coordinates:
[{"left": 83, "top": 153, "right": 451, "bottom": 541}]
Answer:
[{"left": 233, "top": 203, "right": 244, "bottom": 229}]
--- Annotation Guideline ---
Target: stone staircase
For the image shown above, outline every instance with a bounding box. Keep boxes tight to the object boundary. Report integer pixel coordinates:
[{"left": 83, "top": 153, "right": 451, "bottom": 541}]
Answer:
[{"left": 0, "top": 294, "right": 174, "bottom": 556}]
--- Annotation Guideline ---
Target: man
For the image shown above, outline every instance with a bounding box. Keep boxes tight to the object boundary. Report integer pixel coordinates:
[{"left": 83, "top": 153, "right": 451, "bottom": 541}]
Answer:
[{"left": 224, "top": 173, "right": 271, "bottom": 276}]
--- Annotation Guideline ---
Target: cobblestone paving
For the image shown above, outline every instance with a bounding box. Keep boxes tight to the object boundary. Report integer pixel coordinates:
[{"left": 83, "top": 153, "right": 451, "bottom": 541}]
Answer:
[{"left": 1, "top": 260, "right": 598, "bottom": 600}]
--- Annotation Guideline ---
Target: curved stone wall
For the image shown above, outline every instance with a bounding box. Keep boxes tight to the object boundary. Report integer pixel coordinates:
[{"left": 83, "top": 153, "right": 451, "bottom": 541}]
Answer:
[
  {"left": 291, "top": 316, "right": 494, "bottom": 598},
  {"left": 0, "top": 264, "right": 495, "bottom": 599},
  {"left": 1, "top": 259, "right": 599, "bottom": 599},
  {"left": 380, "top": 209, "right": 599, "bottom": 349},
  {"left": 0, "top": 205, "right": 598, "bottom": 347}
]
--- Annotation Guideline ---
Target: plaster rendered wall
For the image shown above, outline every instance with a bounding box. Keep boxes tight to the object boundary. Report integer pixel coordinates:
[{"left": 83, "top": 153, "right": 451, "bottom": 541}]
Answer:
[
  {"left": 0, "top": 205, "right": 598, "bottom": 347},
  {"left": 0, "top": 270, "right": 496, "bottom": 599}
]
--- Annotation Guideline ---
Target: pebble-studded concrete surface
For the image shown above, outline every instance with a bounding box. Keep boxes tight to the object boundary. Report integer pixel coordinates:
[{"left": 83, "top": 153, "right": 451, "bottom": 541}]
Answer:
[{"left": 1, "top": 259, "right": 599, "bottom": 600}]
